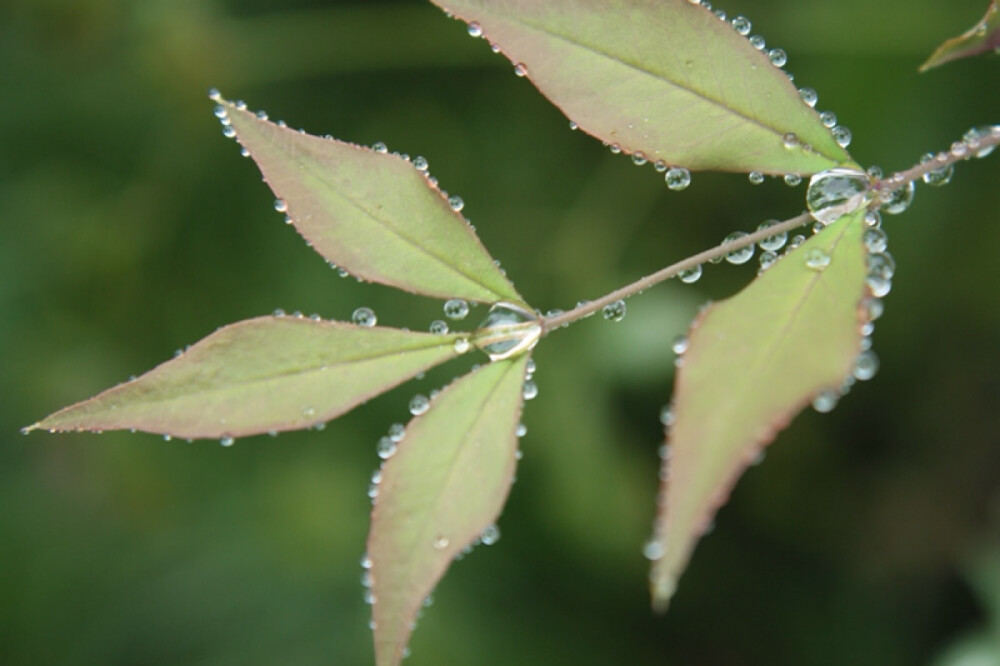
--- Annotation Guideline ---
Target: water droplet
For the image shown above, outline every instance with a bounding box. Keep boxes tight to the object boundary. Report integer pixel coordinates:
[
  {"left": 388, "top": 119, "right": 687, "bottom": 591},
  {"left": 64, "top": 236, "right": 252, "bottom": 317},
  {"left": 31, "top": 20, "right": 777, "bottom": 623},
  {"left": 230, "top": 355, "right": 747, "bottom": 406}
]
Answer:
[
  {"left": 413, "top": 155, "right": 429, "bottom": 172},
  {"left": 208, "top": 87, "right": 222, "bottom": 101},
  {"left": 672, "top": 334, "right": 689, "bottom": 355},
  {"left": 453, "top": 337, "right": 471, "bottom": 354},
  {"left": 866, "top": 274, "right": 892, "bottom": 298},
  {"left": 758, "top": 250, "right": 778, "bottom": 272},
  {"left": 372, "top": 141, "right": 388, "bottom": 153},
  {"left": 352, "top": 307, "right": 377, "bottom": 327},
  {"left": 863, "top": 297, "right": 884, "bottom": 322},
  {"left": 863, "top": 228, "right": 888, "bottom": 253},
  {"left": 799, "top": 87, "right": 818, "bottom": 107},
  {"left": 632, "top": 152, "right": 648, "bottom": 166},
  {"left": 678, "top": 264, "right": 702, "bottom": 283},
  {"left": 749, "top": 35, "right": 766, "bottom": 50},
  {"left": 513, "top": 62, "right": 528, "bottom": 77},
  {"left": 222, "top": 126, "right": 236, "bottom": 139},
  {"left": 757, "top": 220, "right": 787, "bottom": 251},
  {"left": 467, "top": 21, "right": 483, "bottom": 37},
  {"left": 220, "top": 435, "right": 235, "bottom": 447},
  {"left": 474, "top": 302, "right": 542, "bottom": 361},
  {"left": 804, "top": 247, "right": 831, "bottom": 271},
  {"left": 769, "top": 48, "right": 787, "bottom": 67},
  {"left": 819, "top": 111, "right": 837, "bottom": 128},
  {"left": 664, "top": 167, "right": 691, "bottom": 191},
  {"left": 447, "top": 195, "right": 464, "bottom": 212},
  {"left": 433, "top": 535, "right": 450, "bottom": 549},
  {"left": 522, "top": 380, "right": 538, "bottom": 400},
  {"left": 864, "top": 210, "right": 882, "bottom": 228},
  {"left": 643, "top": 540, "right": 665, "bottom": 561},
  {"left": 920, "top": 152, "right": 954, "bottom": 186},
  {"left": 409, "top": 394, "right": 430, "bottom": 416},
  {"left": 526, "top": 358, "right": 536, "bottom": 377},
  {"left": 963, "top": 126, "right": 996, "bottom": 158},
  {"left": 608, "top": 143, "right": 622, "bottom": 155},
  {"left": 444, "top": 299, "right": 470, "bottom": 320},
  {"left": 812, "top": 390, "right": 839, "bottom": 413},
  {"left": 867, "top": 252, "right": 896, "bottom": 281},
  {"left": 806, "top": 167, "right": 870, "bottom": 224},
  {"left": 723, "top": 232, "right": 754, "bottom": 264},
  {"left": 853, "top": 350, "right": 879, "bottom": 381},
  {"left": 376, "top": 436, "right": 397, "bottom": 459},
  {"left": 653, "top": 160, "right": 667, "bottom": 172},
  {"left": 784, "top": 174, "right": 802, "bottom": 187},
  {"left": 429, "top": 320, "right": 449, "bottom": 335},
  {"left": 731, "top": 15, "right": 751, "bottom": 35},
  {"left": 659, "top": 405, "right": 675, "bottom": 426},
  {"left": 480, "top": 524, "right": 500, "bottom": 545},
  {"left": 516, "top": 423, "right": 527, "bottom": 438},
  {"left": 602, "top": 299, "right": 627, "bottom": 322},
  {"left": 782, "top": 133, "right": 799, "bottom": 150},
  {"left": 748, "top": 171, "right": 765, "bottom": 185},
  {"left": 831, "top": 125, "right": 852, "bottom": 148},
  {"left": 880, "top": 181, "right": 915, "bottom": 215},
  {"left": 786, "top": 234, "right": 806, "bottom": 251}
]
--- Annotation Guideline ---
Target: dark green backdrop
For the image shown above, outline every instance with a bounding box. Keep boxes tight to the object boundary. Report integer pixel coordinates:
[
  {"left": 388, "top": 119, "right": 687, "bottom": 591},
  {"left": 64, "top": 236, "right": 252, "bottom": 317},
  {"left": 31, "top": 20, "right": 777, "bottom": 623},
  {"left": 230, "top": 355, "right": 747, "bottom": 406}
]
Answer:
[{"left": 3, "top": 1, "right": 999, "bottom": 664}]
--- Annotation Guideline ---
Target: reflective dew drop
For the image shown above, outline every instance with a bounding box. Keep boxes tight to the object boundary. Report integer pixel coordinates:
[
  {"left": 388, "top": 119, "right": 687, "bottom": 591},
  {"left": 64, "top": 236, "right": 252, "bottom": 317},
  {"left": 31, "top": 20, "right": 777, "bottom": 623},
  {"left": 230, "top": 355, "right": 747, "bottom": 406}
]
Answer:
[
  {"left": 748, "top": 171, "right": 765, "bottom": 185},
  {"left": 273, "top": 198, "right": 287, "bottom": 213},
  {"left": 782, "top": 132, "right": 799, "bottom": 150},
  {"left": 659, "top": 405, "right": 675, "bottom": 427},
  {"left": 453, "top": 337, "right": 471, "bottom": 354},
  {"left": 799, "top": 87, "right": 818, "bottom": 107},
  {"left": 448, "top": 195, "right": 465, "bottom": 212},
  {"left": 963, "top": 126, "right": 997, "bottom": 158},
  {"left": 831, "top": 125, "right": 852, "bottom": 148},
  {"left": 220, "top": 435, "right": 235, "bottom": 447},
  {"left": 602, "top": 299, "right": 627, "bottom": 322},
  {"left": 388, "top": 423, "right": 406, "bottom": 442},
  {"left": 820, "top": 111, "right": 837, "bottom": 128},
  {"left": 749, "top": 35, "right": 766, "bottom": 50},
  {"left": 864, "top": 210, "right": 882, "bottom": 228},
  {"left": 522, "top": 380, "right": 539, "bottom": 401},
  {"left": 757, "top": 220, "right": 787, "bottom": 252},
  {"left": 665, "top": 167, "right": 691, "bottom": 191},
  {"left": 879, "top": 181, "right": 915, "bottom": 215},
  {"left": 804, "top": 247, "right": 831, "bottom": 271},
  {"left": 413, "top": 155, "right": 429, "bottom": 172},
  {"left": 723, "top": 232, "right": 754, "bottom": 265},
  {"left": 758, "top": 250, "right": 778, "bottom": 272},
  {"left": 671, "top": 334, "right": 689, "bottom": 355},
  {"left": 920, "top": 153, "right": 954, "bottom": 186},
  {"left": 678, "top": 264, "right": 703, "bottom": 284},
  {"left": 376, "top": 436, "right": 397, "bottom": 460},
  {"left": 352, "top": 307, "right": 377, "bottom": 327},
  {"left": 784, "top": 174, "right": 802, "bottom": 187},
  {"left": 863, "top": 228, "right": 888, "bottom": 254},
  {"left": 643, "top": 540, "right": 665, "bottom": 561},
  {"left": 480, "top": 524, "right": 501, "bottom": 546},
  {"left": 444, "top": 298, "right": 470, "bottom": 320},
  {"left": 429, "top": 320, "right": 449, "bottom": 335},
  {"left": 769, "top": 48, "right": 787, "bottom": 67},
  {"left": 513, "top": 63, "right": 528, "bottom": 77},
  {"left": 867, "top": 252, "right": 896, "bottom": 281},
  {"left": 731, "top": 15, "right": 751, "bottom": 35},
  {"left": 812, "top": 390, "right": 839, "bottom": 413},
  {"left": 409, "top": 394, "right": 430, "bottom": 416},
  {"left": 467, "top": 21, "right": 483, "bottom": 37},
  {"left": 806, "top": 167, "right": 870, "bottom": 225},
  {"left": 473, "top": 302, "right": 542, "bottom": 361},
  {"left": 853, "top": 350, "right": 879, "bottom": 381}
]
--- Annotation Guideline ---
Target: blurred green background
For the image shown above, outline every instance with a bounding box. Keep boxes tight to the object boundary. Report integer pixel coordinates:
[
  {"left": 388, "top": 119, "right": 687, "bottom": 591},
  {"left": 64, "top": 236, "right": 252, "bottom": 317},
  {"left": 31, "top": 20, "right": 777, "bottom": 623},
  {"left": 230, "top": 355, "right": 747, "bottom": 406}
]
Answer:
[{"left": 3, "top": 0, "right": 999, "bottom": 664}]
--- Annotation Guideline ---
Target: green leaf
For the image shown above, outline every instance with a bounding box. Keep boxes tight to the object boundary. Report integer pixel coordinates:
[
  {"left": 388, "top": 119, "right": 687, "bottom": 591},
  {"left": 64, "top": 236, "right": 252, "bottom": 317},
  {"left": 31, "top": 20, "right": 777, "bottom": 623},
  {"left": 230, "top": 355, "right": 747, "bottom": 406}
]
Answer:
[
  {"left": 26, "top": 316, "right": 465, "bottom": 440},
  {"left": 367, "top": 354, "right": 530, "bottom": 666},
  {"left": 919, "top": 1, "right": 1000, "bottom": 71},
  {"left": 431, "top": 0, "right": 853, "bottom": 175},
  {"left": 649, "top": 210, "right": 868, "bottom": 609},
  {"left": 219, "top": 99, "right": 526, "bottom": 305}
]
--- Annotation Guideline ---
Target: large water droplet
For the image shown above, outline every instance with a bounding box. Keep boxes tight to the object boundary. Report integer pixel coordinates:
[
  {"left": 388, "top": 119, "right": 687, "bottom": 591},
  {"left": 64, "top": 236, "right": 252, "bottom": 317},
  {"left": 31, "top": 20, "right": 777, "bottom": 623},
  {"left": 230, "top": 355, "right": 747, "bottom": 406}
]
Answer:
[
  {"left": 863, "top": 228, "right": 888, "bottom": 253},
  {"left": 806, "top": 167, "right": 870, "bottom": 224},
  {"left": 443, "top": 299, "right": 470, "bottom": 320},
  {"left": 749, "top": 35, "right": 766, "bottom": 50},
  {"left": 853, "top": 350, "right": 879, "bottom": 381},
  {"left": 748, "top": 171, "right": 765, "bottom": 185},
  {"left": 665, "top": 167, "right": 691, "bottom": 191},
  {"left": 409, "top": 394, "right": 430, "bottom": 416},
  {"left": 602, "top": 299, "right": 627, "bottom": 322},
  {"left": 473, "top": 302, "right": 542, "bottom": 361},
  {"left": 769, "top": 48, "right": 787, "bottom": 67},
  {"left": 879, "top": 181, "right": 915, "bottom": 215},
  {"left": 819, "top": 111, "right": 837, "bottom": 128},
  {"left": 867, "top": 252, "right": 896, "bottom": 280},
  {"left": 448, "top": 195, "right": 465, "bottom": 212},
  {"left": 757, "top": 220, "right": 788, "bottom": 251},
  {"left": 467, "top": 21, "right": 483, "bottom": 37},
  {"left": 798, "top": 87, "right": 818, "bottom": 107},
  {"left": 831, "top": 125, "right": 852, "bottom": 148},
  {"left": 723, "top": 232, "right": 754, "bottom": 264},
  {"left": 376, "top": 436, "right": 397, "bottom": 460},
  {"left": 731, "top": 15, "right": 751, "bottom": 35},
  {"left": 678, "top": 264, "right": 702, "bottom": 283},
  {"left": 480, "top": 524, "right": 501, "bottom": 545},
  {"left": 804, "top": 247, "right": 831, "bottom": 271},
  {"left": 352, "top": 307, "right": 377, "bottom": 327}
]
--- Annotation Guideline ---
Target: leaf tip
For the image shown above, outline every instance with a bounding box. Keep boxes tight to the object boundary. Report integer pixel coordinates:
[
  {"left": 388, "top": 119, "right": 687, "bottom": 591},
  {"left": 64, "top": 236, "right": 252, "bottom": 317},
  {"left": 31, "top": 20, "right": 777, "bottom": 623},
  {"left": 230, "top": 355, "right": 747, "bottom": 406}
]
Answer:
[{"left": 650, "top": 572, "right": 676, "bottom": 613}]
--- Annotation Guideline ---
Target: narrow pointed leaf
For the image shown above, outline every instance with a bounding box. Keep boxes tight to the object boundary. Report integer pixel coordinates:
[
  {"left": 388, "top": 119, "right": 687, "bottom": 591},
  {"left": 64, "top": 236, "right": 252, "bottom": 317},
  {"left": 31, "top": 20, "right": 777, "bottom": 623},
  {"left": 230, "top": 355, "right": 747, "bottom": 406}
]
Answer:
[
  {"left": 220, "top": 99, "right": 525, "bottom": 305},
  {"left": 650, "top": 210, "right": 868, "bottom": 608},
  {"left": 368, "top": 354, "right": 529, "bottom": 666},
  {"left": 27, "top": 316, "right": 465, "bottom": 440},
  {"left": 920, "top": 1, "right": 1000, "bottom": 72},
  {"left": 432, "top": 0, "right": 852, "bottom": 175}
]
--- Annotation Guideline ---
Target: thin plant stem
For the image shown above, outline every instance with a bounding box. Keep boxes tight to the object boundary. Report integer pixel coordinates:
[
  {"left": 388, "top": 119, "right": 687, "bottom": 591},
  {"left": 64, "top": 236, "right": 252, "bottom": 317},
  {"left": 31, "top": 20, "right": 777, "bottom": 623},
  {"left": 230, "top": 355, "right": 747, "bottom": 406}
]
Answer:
[{"left": 542, "top": 125, "right": 999, "bottom": 335}]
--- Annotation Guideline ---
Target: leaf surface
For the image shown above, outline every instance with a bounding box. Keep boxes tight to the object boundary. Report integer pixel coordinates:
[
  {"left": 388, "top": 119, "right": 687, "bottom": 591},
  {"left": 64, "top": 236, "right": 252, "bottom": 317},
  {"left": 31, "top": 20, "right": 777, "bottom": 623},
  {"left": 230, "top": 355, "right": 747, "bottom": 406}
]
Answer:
[
  {"left": 367, "top": 354, "right": 529, "bottom": 666},
  {"left": 432, "top": 0, "right": 852, "bottom": 175},
  {"left": 920, "top": 1, "right": 1000, "bottom": 71},
  {"left": 27, "top": 316, "right": 464, "bottom": 439},
  {"left": 220, "top": 99, "right": 525, "bottom": 305},
  {"left": 650, "top": 210, "right": 868, "bottom": 608}
]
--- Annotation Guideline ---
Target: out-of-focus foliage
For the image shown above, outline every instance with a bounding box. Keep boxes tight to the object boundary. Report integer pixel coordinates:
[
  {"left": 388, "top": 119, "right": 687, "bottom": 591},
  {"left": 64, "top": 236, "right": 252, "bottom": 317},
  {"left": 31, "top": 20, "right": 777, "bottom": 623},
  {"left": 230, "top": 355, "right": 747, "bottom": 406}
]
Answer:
[{"left": 3, "top": 1, "right": 999, "bottom": 665}]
